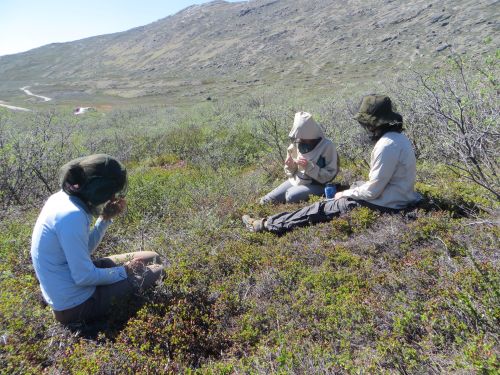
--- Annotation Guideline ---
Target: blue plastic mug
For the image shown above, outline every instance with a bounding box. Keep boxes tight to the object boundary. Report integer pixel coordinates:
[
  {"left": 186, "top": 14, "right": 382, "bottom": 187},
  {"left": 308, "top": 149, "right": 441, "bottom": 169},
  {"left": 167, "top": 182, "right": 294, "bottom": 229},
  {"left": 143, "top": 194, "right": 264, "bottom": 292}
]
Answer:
[{"left": 325, "top": 183, "right": 336, "bottom": 199}]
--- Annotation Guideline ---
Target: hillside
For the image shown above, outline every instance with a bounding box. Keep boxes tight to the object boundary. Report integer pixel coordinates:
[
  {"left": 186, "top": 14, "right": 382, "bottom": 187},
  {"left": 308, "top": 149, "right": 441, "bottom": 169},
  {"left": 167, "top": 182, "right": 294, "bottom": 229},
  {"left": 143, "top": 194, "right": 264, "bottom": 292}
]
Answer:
[{"left": 0, "top": 0, "right": 497, "bottom": 101}]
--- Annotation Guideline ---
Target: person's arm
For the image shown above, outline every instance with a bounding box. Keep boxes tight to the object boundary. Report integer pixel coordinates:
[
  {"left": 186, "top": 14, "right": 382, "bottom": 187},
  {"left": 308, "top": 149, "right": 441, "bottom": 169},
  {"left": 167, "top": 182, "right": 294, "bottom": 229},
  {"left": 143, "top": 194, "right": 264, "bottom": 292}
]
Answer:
[
  {"left": 88, "top": 198, "right": 126, "bottom": 254},
  {"left": 284, "top": 145, "right": 297, "bottom": 178},
  {"left": 341, "top": 143, "right": 399, "bottom": 200},
  {"left": 303, "top": 143, "right": 338, "bottom": 184},
  {"left": 88, "top": 217, "right": 112, "bottom": 254},
  {"left": 56, "top": 212, "right": 126, "bottom": 286}
]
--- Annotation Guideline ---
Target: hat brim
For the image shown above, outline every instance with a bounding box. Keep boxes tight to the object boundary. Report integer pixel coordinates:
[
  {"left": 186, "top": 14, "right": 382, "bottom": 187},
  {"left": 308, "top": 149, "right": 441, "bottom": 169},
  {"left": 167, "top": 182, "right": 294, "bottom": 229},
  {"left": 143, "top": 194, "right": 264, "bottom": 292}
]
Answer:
[{"left": 353, "top": 111, "right": 402, "bottom": 127}]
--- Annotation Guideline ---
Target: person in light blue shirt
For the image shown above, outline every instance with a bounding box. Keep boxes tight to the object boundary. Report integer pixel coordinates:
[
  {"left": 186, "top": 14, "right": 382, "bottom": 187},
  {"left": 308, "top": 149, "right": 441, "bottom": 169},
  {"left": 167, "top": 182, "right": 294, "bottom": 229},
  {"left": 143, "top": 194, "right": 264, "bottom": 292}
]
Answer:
[{"left": 31, "top": 154, "right": 164, "bottom": 324}]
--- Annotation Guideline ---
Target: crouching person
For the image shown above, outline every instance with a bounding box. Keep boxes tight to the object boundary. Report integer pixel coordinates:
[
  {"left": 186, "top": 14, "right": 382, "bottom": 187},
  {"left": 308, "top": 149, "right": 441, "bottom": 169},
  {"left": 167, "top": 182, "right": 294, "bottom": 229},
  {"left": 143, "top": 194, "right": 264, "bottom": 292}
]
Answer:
[
  {"left": 259, "top": 111, "right": 338, "bottom": 204},
  {"left": 30, "top": 154, "right": 165, "bottom": 325},
  {"left": 243, "top": 95, "right": 422, "bottom": 235}
]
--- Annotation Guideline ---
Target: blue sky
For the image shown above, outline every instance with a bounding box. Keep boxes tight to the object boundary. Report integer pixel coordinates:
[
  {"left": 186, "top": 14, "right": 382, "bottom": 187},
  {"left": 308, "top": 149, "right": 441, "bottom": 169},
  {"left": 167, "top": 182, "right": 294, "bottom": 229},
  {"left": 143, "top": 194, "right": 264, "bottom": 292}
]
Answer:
[{"left": 0, "top": 0, "right": 242, "bottom": 56}]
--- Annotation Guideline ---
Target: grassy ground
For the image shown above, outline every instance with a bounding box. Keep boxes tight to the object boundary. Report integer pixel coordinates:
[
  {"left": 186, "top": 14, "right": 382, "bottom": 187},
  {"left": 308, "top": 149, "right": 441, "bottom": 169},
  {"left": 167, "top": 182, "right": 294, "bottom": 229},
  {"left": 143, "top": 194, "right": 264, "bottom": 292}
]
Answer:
[
  {"left": 0, "top": 154, "right": 498, "bottom": 374},
  {"left": 0, "top": 57, "right": 498, "bottom": 372}
]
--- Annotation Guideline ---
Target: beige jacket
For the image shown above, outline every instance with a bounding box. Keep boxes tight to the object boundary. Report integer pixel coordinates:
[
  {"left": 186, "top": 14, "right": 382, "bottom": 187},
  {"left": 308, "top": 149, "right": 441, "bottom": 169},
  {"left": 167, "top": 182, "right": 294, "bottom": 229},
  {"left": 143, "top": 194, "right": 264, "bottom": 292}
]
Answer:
[
  {"left": 285, "top": 112, "right": 338, "bottom": 186},
  {"left": 341, "top": 132, "right": 421, "bottom": 209}
]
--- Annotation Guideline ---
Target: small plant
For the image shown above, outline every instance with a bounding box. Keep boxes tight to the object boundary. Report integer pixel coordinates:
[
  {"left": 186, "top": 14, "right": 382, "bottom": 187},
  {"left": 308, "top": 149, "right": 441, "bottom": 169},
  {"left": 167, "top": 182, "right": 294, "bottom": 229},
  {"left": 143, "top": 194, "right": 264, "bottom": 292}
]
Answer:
[{"left": 348, "top": 206, "right": 379, "bottom": 232}]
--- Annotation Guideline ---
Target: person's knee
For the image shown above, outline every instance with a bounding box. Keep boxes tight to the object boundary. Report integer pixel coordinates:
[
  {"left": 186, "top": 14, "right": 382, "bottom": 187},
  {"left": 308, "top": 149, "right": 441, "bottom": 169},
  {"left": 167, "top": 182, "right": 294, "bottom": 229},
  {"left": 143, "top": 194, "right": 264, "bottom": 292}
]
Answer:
[
  {"left": 148, "top": 264, "right": 165, "bottom": 276},
  {"left": 137, "top": 264, "right": 165, "bottom": 289},
  {"left": 134, "top": 251, "right": 160, "bottom": 264},
  {"left": 140, "top": 251, "right": 159, "bottom": 257},
  {"left": 284, "top": 193, "right": 294, "bottom": 203}
]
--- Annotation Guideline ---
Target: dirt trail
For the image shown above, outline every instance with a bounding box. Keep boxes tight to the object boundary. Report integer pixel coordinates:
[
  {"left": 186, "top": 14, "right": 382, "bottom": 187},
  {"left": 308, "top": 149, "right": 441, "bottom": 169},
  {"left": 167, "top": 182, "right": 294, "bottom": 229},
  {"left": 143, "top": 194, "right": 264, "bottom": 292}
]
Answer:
[
  {"left": 0, "top": 85, "right": 53, "bottom": 112},
  {"left": 20, "top": 86, "right": 52, "bottom": 101},
  {"left": 0, "top": 100, "right": 31, "bottom": 112}
]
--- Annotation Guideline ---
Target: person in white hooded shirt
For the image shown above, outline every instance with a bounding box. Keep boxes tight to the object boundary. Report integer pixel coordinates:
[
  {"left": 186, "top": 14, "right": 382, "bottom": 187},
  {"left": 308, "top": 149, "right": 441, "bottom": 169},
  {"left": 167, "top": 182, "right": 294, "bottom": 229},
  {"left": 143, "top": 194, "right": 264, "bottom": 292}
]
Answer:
[
  {"left": 243, "top": 95, "right": 422, "bottom": 235},
  {"left": 260, "top": 111, "right": 339, "bottom": 204}
]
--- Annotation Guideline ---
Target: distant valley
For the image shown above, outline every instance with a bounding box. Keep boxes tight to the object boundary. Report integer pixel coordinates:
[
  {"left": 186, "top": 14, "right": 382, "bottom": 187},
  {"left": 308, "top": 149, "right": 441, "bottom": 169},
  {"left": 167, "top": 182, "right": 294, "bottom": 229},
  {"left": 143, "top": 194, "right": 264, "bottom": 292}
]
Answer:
[{"left": 0, "top": 0, "right": 497, "bottom": 106}]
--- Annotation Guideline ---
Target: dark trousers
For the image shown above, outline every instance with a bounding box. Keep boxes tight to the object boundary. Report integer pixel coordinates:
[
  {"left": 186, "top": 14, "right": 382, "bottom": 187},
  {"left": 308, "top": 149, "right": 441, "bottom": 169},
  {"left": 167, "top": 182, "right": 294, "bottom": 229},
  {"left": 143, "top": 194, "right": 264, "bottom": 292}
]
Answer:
[
  {"left": 265, "top": 197, "right": 399, "bottom": 235},
  {"left": 53, "top": 251, "right": 164, "bottom": 324}
]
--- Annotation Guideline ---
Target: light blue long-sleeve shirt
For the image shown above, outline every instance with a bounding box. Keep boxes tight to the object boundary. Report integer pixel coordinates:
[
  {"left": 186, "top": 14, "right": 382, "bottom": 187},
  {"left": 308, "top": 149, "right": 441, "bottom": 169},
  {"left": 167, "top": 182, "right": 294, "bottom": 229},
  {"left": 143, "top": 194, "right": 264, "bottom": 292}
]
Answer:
[{"left": 31, "top": 191, "right": 127, "bottom": 311}]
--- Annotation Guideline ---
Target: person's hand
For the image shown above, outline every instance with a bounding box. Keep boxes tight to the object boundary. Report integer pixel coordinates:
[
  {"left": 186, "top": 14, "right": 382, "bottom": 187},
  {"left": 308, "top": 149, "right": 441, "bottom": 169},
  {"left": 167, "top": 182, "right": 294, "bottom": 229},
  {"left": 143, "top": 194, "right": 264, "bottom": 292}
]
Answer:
[
  {"left": 285, "top": 155, "right": 296, "bottom": 167},
  {"left": 334, "top": 191, "right": 344, "bottom": 199},
  {"left": 101, "top": 198, "right": 126, "bottom": 220},
  {"left": 296, "top": 157, "right": 308, "bottom": 168},
  {"left": 124, "top": 258, "right": 146, "bottom": 277}
]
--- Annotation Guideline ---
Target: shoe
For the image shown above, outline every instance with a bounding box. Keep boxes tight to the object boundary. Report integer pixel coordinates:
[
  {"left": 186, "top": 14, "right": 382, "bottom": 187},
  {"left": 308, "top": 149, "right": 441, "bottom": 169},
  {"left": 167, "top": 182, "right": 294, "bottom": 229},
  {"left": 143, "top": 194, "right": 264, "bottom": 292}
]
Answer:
[{"left": 242, "top": 215, "right": 265, "bottom": 232}]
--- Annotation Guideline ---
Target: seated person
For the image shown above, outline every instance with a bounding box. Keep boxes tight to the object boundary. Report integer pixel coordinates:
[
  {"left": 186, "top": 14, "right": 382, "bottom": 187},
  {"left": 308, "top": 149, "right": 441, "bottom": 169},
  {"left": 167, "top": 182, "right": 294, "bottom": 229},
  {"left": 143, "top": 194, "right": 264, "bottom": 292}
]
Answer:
[
  {"left": 31, "top": 154, "right": 165, "bottom": 325},
  {"left": 244, "top": 95, "right": 422, "bottom": 235},
  {"left": 259, "top": 111, "right": 338, "bottom": 204}
]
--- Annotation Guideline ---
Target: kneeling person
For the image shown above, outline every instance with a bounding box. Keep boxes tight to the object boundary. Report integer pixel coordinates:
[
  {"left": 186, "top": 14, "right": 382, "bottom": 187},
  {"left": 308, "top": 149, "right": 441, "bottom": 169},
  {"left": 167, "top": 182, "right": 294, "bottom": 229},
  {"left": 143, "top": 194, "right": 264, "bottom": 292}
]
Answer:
[
  {"left": 31, "top": 154, "right": 165, "bottom": 324},
  {"left": 243, "top": 95, "right": 421, "bottom": 235}
]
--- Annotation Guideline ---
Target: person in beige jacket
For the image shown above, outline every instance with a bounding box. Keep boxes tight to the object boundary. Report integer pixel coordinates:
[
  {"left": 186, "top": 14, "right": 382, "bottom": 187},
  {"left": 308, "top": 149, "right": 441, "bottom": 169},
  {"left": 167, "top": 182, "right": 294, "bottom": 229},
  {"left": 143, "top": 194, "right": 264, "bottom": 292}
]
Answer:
[
  {"left": 260, "top": 111, "right": 338, "bottom": 204},
  {"left": 244, "top": 95, "right": 422, "bottom": 235}
]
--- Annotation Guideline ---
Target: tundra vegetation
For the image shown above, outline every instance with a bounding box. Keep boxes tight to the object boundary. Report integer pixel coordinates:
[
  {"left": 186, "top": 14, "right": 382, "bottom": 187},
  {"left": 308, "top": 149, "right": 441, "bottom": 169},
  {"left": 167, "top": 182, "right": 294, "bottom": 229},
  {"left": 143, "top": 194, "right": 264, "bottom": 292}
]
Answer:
[{"left": 0, "top": 55, "right": 498, "bottom": 374}]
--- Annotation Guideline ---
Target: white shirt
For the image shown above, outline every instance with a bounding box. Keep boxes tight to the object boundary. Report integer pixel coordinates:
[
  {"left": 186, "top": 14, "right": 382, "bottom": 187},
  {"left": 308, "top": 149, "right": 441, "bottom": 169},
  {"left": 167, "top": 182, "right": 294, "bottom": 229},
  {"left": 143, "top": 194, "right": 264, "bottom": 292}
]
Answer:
[
  {"left": 341, "top": 132, "right": 421, "bottom": 209},
  {"left": 285, "top": 138, "right": 338, "bottom": 186},
  {"left": 31, "top": 191, "right": 127, "bottom": 311}
]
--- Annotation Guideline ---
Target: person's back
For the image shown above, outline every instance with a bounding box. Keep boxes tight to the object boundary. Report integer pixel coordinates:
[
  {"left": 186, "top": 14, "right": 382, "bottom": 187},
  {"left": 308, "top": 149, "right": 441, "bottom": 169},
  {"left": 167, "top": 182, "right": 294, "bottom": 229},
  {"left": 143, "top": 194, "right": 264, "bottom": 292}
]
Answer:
[
  {"left": 31, "top": 154, "right": 165, "bottom": 324},
  {"left": 341, "top": 131, "right": 419, "bottom": 209},
  {"left": 374, "top": 132, "right": 418, "bottom": 209},
  {"left": 31, "top": 190, "right": 112, "bottom": 311}
]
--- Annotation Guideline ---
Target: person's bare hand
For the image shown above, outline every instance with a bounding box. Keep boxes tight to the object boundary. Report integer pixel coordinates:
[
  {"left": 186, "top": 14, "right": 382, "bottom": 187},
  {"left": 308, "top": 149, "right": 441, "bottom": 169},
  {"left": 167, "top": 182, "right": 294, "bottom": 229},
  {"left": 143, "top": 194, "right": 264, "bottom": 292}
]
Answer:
[
  {"left": 101, "top": 198, "right": 126, "bottom": 220},
  {"left": 285, "top": 155, "right": 296, "bottom": 167},
  {"left": 334, "top": 191, "right": 344, "bottom": 199},
  {"left": 296, "top": 157, "right": 308, "bottom": 167},
  {"left": 124, "top": 258, "right": 146, "bottom": 277}
]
